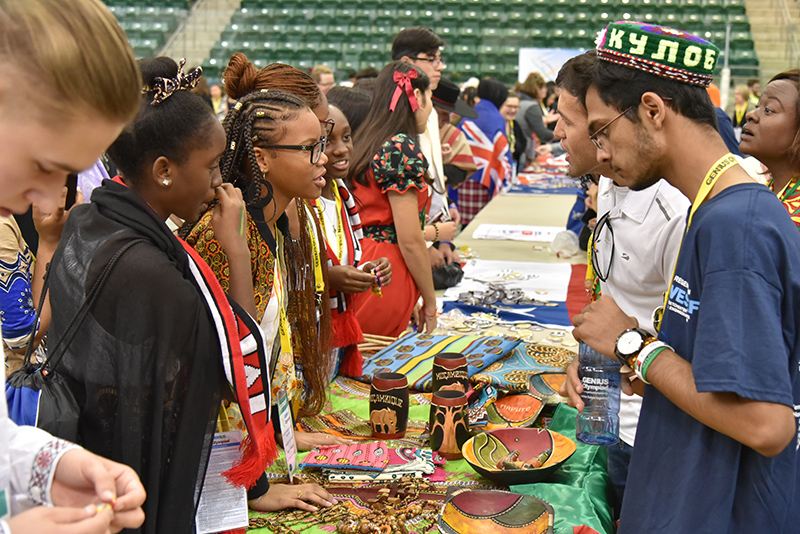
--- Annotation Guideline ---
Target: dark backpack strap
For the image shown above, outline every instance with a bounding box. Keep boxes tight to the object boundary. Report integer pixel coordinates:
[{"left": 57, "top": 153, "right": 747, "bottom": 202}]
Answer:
[
  {"left": 22, "top": 262, "right": 52, "bottom": 367},
  {"left": 41, "top": 238, "right": 148, "bottom": 377}
]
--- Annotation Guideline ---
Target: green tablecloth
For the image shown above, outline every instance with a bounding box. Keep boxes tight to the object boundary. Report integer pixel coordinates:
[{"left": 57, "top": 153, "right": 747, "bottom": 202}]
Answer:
[{"left": 249, "top": 379, "right": 613, "bottom": 534}]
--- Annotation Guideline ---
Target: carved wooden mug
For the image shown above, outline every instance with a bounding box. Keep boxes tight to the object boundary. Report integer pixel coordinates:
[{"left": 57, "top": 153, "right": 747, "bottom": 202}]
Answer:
[
  {"left": 430, "top": 390, "right": 470, "bottom": 460},
  {"left": 369, "top": 372, "right": 409, "bottom": 439}
]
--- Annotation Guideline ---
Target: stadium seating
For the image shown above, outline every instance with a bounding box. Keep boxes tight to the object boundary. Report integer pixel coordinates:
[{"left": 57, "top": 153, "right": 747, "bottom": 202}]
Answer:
[{"left": 106, "top": 0, "right": 759, "bottom": 86}]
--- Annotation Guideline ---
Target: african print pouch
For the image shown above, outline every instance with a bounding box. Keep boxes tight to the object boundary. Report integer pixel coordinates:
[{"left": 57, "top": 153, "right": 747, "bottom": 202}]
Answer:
[{"left": 299, "top": 442, "right": 389, "bottom": 471}]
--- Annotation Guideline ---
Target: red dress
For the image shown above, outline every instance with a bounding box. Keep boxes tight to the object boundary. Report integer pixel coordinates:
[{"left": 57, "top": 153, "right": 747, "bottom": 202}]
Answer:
[{"left": 350, "top": 134, "right": 430, "bottom": 337}]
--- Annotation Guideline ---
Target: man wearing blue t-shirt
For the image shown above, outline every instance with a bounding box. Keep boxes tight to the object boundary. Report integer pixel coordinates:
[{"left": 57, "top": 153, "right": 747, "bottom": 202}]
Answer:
[{"left": 564, "top": 22, "right": 800, "bottom": 533}]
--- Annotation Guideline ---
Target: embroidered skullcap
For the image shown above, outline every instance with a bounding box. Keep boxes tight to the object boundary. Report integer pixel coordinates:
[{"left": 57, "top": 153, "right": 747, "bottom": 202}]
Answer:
[{"left": 595, "top": 21, "right": 719, "bottom": 87}]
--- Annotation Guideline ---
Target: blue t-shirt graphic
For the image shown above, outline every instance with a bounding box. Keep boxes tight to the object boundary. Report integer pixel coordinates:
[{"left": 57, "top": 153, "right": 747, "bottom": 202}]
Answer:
[{"left": 620, "top": 183, "right": 800, "bottom": 534}]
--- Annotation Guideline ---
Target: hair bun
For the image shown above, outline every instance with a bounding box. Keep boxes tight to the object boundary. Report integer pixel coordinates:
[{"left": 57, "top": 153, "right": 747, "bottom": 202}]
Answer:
[
  {"left": 139, "top": 57, "right": 179, "bottom": 91},
  {"left": 223, "top": 53, "right": 259, "bottom": 99}
]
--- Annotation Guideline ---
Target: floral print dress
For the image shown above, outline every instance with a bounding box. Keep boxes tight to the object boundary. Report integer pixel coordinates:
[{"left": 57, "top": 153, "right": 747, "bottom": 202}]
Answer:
[{"left": 351, "top": 134, "right": 430, "bottom": 337}]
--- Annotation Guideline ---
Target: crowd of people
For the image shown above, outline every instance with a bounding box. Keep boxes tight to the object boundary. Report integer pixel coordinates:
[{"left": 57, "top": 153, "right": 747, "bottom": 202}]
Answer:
[{"left": 1, "top": 1, "right": 798, "bottom": 533}]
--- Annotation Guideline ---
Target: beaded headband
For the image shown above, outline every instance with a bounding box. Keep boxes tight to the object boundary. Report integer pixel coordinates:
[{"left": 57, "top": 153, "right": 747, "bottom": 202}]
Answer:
[
  {"left": 142, "top": 58, "right": 204, "bottom": 106},
  {"left": 595, "top": 21, "right": 719, "bottom": 87}
]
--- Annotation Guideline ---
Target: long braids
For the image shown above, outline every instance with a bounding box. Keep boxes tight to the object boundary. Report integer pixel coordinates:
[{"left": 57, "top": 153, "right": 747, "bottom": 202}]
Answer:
[
  {"left": 222, "top": 88, "right": 333, "bottom": 417},
  {"left": 286, "top": 200, "right": 333, "bottom": 417}
]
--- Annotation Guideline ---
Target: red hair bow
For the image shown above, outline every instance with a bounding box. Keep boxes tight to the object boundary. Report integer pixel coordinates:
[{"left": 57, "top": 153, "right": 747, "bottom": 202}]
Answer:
[{"left": 389, "top": 69, "right": 420, "bottom": 112}]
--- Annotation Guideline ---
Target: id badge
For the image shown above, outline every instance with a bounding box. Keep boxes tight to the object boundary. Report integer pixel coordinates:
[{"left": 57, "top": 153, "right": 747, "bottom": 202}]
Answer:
[{"left": 277, "top": 386, "right": 297, "bottom": 483}]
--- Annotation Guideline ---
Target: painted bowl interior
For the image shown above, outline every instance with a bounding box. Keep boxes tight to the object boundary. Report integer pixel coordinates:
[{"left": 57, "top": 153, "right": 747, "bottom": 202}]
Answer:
[
  {"left": 462, "top": 428, "right": 577, "bottom": 485},
  {"left": 438, "top": 489, "right": 554, "bottom": 534}
]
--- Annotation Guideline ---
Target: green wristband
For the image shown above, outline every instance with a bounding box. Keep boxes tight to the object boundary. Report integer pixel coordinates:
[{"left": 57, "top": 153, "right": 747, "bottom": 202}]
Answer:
[{"left": 640, "top": 346, "right": 669, "bottom": 384}]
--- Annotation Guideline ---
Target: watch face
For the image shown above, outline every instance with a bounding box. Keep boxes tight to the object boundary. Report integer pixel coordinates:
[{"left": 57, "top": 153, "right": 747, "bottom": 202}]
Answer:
[{"left": 617, "top": 330, "right": 644, "bottom": 356}]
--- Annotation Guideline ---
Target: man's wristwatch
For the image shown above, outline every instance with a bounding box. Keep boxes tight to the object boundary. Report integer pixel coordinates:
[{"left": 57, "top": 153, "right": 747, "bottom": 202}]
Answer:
[{"left": 614, "top": 327, "right": 658, "bottom": 368}]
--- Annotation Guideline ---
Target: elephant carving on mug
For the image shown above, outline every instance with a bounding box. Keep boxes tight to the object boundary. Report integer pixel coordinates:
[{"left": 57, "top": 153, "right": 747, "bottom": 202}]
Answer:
[{"left": 370, "top": 408, "right": 398, "bottom": 435}]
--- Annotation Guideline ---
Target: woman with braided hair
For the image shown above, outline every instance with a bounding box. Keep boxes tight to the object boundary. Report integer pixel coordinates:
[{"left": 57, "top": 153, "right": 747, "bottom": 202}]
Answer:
[
  {"left": 185, "top": 60, "right": 340, "bottom": 511},
  {"left": 187, "top": 57, "right": 352, "bottom": 444}
]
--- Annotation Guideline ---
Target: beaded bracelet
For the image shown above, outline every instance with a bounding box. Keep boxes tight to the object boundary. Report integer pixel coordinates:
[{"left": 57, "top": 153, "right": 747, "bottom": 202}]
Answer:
[
  {"left": 634, "top": 341, "right": 672, "bottom": 384},
  {"left": 432, "top": 222, "right": 440, "bottom": 242}
]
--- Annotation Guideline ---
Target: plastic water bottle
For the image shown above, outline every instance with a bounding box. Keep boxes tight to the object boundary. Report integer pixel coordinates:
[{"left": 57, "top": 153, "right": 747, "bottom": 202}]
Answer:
[{"left": 575, "top": 341, "right": 620, "bottom": 446}]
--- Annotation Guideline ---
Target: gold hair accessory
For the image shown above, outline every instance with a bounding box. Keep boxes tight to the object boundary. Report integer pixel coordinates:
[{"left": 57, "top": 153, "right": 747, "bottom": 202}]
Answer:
[
  {"left": 252, "top": 135, "right": 259, "bottom": 141},
  {"left": 256, "top": 111, "right": 265, "bottom": 117},
  {"left": 143, "top": 58, "right": 203, "bottom": 106},
  {"left": 234, "top": 102, "right": 243, "bottom": 111},
  {"left": 260, "top": 89, "right": 269, "bottom": 93},
  {"left": 230, "top": 141, "right": 236, "bottom": 150}
]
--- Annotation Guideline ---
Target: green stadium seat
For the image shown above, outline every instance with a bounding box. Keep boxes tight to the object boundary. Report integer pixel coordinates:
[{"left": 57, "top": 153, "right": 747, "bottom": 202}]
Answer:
[
  {"left": 480, "top": 63, "right": 502, "bottom": 78},
  {"left": 354, "top": 8, "right": 376, "bottom": 22},
  {"left": 506, "top": 11, "right": 529, "bottom": 28},
  {"left": 457, "top": 26, "right": 481, "bottom": 44},
  {"left": 724, "top": 0, "right": 747, "bottom": 15},
  {"left": 500, "top": 45, "right": 518, "bottom": 61},
  {"left": 477, "top": 44, "right": 502, "bottom": 62},
  {"left": 348, "top": 25, "right": 371, "bottom": 39},
  {"left": 461, "top": 10, "right": 483, "bottom": 24},
  {"left": 481, "top": 28, "right": 504, "bottom": 46},
  {"left": 546, "top": 28, "right": 570, "bottom": 48},
  {"left": 334, "top": 8, "right": 357, "bottom": 22},
  {"left": 727, "top": 14, "right": 750, "bottom": 31}
]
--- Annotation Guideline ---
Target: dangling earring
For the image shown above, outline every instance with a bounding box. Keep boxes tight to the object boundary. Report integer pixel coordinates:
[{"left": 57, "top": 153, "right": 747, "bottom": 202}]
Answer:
[{"left": 161, "top": 178, "right": 171, "bottom": 186}]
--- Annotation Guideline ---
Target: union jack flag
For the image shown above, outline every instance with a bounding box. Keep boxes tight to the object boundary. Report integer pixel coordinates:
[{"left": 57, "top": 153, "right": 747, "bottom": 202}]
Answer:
[{"left": 458, "top": 101, "right": 511, "bottom": 197}]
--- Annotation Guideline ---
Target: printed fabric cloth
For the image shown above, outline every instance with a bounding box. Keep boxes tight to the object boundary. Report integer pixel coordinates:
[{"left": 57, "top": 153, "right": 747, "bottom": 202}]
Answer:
[{"left": 360, "top": 332, "right": 520, "bottom": 391}]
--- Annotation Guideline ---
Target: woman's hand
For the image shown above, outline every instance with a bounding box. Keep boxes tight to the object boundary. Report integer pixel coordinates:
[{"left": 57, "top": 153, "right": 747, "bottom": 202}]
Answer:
[
  {"left": 33, "top": 187, "right": 83, "bottom": 247},
  {"left": 50, "top": 449, "right": 146, "bottom": 532},
  {"left": 434, "top": 221, "right": 458, "bottom": 242},
  {"left": 360, "top": 257, "right": 392, "bottom": 289},
  {"left": 421, "top": 302, "right": 438, "bottom": 333},
  {"left": 5, "top": 503, "right": 115, "bottom": 534},
  {"left": 210, "top": 184, "right": 248, "bottom": 256},
  {"left": 328, "top": 265, "right": 375, "bottom": 293},
  {"left": 294, "top": 431, "right": 354, "bottom": 451},
  {"left": 427, "top": 246, "right": 445, "bottom": 269},
  {"left": 249, "top": 483, "right": 334, "bottom": 513}
]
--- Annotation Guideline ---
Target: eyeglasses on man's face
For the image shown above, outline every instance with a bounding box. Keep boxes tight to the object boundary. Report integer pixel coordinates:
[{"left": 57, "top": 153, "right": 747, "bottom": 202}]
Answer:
[
  {"left": 589, "top": 106, "right": 633, "bottom": 150},
  {"left": 262, "top": 137, "right": 328, "bottom": 165},
  {"left": 412, "top": 55, "right": 446, "bottom": 67}
]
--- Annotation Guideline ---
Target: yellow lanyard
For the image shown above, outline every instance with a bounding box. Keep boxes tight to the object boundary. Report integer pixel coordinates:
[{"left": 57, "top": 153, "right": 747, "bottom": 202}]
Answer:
[
  {"left": 303, "top": 202, "right": 326, "bottom": 293},
  {"left": 314, "top": 187, "right": 345, "bottom": 262},
  {"left": 655, "top": 153, "right": 739, "bottom": 330},
  {"left": 734, "top": 103, "right": 747, "bottom": 125},
  {"left": 273, "top": 231, "right": 300, "bottom": 407}
]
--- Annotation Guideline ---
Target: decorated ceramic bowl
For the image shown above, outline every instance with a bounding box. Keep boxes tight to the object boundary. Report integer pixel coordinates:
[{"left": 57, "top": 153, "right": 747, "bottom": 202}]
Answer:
[{"left": 461, "top": 427, "right": 577, "bottom": 485}]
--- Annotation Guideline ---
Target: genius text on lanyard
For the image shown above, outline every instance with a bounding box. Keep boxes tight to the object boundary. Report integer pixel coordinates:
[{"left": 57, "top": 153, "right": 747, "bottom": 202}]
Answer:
[{"left": 653, "top": 153, "right": 739, "bottom": 332}]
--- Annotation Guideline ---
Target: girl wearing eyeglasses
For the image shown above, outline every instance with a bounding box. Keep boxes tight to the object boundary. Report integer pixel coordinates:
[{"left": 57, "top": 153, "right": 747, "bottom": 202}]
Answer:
[
  {"left": 311, "top": 102, "right": 393, "bottom": 378},
  {"left": 347, "top": 61, "right": 437, "bottom": 337},
  {"left": 185, "top": 57, "right": 344, "bottom": 511}
]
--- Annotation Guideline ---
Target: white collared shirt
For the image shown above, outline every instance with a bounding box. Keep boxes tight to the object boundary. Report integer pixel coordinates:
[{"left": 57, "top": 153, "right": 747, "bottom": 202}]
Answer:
[{"left": 595, "top": 176, "right": 690, "bottom": 445}]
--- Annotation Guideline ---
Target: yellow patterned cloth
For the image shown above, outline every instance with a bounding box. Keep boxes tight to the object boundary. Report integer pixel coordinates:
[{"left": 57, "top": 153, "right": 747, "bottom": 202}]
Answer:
[
  {"left": 187, "top": 209, "right": 303, "bottom": 408},
  {"left": 185, "top": 209, "right": 275, "bottom": 322},
  {"left": 768, "top": 175, "right": 800, "bottom": 231}
]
